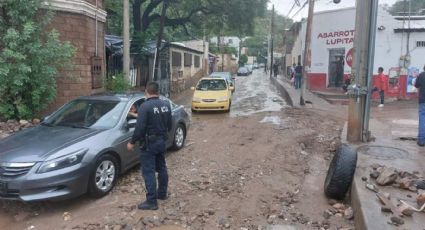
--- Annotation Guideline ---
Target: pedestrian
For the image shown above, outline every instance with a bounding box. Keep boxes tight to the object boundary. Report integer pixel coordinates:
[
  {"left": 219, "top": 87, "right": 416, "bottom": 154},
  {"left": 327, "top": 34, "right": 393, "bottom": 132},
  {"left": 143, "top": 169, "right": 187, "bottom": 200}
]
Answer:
[
  {"left": 295, "top": 62, "right": 303, "bottom": 89},
  {"left": 127, "top": 82, "right": 172, "bottom": 210},
  {"left": 372, "top": 67, "right": 388, "bottom": 108},
  {"left": 290, "top": 63, "right": 296, "bottom": 86},
  {"left": 415, "top": 65, "right": 425, "bottom": 146},
  {"left": 273, "top": 63, "right": 279, "bottom": 78}
]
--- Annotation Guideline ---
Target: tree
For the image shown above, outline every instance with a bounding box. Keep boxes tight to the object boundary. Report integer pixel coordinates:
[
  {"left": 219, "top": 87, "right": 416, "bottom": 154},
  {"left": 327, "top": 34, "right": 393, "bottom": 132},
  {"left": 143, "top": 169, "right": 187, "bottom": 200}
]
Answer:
[
  {"left": 389, "top": 0, "right": 425, "bottom": 15},
  {"left": 239, "top": 54, "right": 248, "bottom": 65},
  {"left": 0, "top": 0, "right": 75, "bottom": 120}
]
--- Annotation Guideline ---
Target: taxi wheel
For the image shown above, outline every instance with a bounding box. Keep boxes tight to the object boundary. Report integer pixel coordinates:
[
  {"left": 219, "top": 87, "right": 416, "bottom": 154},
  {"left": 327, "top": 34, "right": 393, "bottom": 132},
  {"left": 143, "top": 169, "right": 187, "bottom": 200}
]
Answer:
[{"left": 225, "top": 101, "right": 231, "bottom": 113}]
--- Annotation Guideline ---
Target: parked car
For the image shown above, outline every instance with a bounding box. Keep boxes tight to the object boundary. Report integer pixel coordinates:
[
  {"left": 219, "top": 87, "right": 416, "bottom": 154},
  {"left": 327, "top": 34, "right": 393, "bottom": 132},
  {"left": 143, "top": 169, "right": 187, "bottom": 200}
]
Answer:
[
  {"left": 209, "top": 72, "right": 235, "bottom": 93},
  {"left": 0, "top": 93, "right": 190, "bottom": 201},
  {"left": 253, "top": 63, "right": 259, "bottom": 69},
  {"left": 245, "top": 64, "right": 253, "bottom": 74},
  {"left": 259, "top": 63, "right": 265, "bottom": 68},
  {"left": 191, "top": 77, "right": 233, "bottom": 112},
  {"left": 237, "top": 67, "right": 249, "bottom": 76}
]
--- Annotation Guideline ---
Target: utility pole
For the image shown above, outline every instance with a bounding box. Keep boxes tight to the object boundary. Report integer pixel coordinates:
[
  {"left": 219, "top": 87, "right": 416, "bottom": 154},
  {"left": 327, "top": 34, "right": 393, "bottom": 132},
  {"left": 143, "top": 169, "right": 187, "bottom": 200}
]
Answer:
[
  {"left": 270, "top": 5, "right": 275, "bottom": 78},
  {"left": 300, "top": 0, "right": 314, "bottom": 105},
  {"left": 153, "top": 0, "right": 168, "bottom": 81},
  {"left": 123, "top": 0, "right": 130, "bottom": 81},
  {"left": 347, "top": 0, "right": 379, "bottom": 142}
]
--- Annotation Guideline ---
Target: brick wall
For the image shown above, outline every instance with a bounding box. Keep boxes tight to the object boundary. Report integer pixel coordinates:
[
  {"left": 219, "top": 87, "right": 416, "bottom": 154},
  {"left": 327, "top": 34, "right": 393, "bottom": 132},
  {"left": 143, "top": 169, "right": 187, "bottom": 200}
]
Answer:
[{"left": 45, "top": 9, "right": 105, "bottom": 114}]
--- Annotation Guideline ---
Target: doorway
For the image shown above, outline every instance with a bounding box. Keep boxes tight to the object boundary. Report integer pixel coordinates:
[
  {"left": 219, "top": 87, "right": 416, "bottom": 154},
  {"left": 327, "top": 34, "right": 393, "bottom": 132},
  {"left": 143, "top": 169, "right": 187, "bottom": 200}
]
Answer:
[{"left": 328, "top": 48, "right": 345, "bottom": 87}]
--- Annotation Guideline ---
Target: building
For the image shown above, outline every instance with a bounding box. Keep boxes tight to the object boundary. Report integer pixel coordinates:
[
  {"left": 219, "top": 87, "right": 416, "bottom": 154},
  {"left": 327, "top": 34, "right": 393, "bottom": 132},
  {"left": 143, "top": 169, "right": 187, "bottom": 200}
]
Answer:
[
  {"left": 46, "top": 0, "right": 107, "bottom": 112},
  {"left": 210, "top": 36, "right": 242, "bottom": 55},
  {"left": 286, "top": 6, "right": 425, "bottom": 99}
]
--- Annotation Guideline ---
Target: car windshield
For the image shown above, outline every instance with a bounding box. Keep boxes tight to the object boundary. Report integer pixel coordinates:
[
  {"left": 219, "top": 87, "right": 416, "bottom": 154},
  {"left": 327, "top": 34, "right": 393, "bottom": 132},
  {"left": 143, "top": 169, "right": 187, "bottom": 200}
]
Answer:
[
  {"left": 196, "top": 79, "right": 227, "bottom": 91},
  {"left": 239, "top": 67, "right": 248, "bottom": 72},
  {"left": 43, "top": 99, "right": 126, "bottom": 129}
]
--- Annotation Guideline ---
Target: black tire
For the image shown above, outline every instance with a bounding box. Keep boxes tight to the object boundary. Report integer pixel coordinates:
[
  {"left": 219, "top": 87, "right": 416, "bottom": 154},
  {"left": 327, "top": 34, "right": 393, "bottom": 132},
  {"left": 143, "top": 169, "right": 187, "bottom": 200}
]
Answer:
[
  {"left": 324, "top": 144, "right": 357, "bottom": 200},
  {"left": 225, "top": 101, "right": 231, "bottom": 113},
  {"left": 88, "top": 154, "right": 119, "bottom": 198},
  {"left": 172, "top": 124, "right": 186, "bottom": 150}
]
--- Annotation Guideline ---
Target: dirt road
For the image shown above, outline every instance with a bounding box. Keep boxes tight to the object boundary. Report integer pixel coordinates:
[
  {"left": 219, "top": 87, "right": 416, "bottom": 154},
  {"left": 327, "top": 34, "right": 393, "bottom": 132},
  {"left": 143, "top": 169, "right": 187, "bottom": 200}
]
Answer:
[{"left": 0, "top": 70, "right": 353, "bottom": 229}]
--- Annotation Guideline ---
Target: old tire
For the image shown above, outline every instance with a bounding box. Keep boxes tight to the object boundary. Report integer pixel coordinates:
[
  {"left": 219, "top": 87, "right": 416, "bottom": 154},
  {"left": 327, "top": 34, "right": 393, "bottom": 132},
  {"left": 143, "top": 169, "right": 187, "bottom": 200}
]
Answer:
[
  {"left": 324, "top": 144, "right": 357, "bottom": 200},
  {"left": 88, "top": 154, "right": 119, "bottom": 198},
  {"left": 172, "top": 124, "right": 186, "bottom": 150}
]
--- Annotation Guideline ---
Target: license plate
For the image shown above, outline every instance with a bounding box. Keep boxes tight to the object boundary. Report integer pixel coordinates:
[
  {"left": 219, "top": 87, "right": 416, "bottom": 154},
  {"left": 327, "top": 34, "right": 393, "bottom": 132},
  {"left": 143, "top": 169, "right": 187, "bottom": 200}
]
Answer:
[{"left": 0, "top": 181, "right": 7, "bottom": 194}]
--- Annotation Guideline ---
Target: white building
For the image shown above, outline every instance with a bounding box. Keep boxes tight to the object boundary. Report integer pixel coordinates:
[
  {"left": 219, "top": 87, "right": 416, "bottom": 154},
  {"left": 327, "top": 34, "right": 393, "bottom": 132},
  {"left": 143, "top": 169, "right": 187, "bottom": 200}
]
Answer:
[{"left": 289, "top": 6, "right": 425, "bottom": 99}]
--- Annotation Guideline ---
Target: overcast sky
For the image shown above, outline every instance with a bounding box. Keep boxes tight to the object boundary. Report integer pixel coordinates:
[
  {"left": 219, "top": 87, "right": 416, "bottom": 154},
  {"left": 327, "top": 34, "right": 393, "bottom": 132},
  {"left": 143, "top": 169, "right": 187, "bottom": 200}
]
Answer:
[{"left": 269, "top": 0, "right": 399, "bottom": 22}]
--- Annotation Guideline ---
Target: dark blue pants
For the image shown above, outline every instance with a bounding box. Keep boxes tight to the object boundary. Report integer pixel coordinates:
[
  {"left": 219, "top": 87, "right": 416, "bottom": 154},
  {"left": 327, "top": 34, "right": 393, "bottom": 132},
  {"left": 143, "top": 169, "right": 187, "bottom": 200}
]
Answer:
[
  {"left": 418, "top": 103, "right": 425, "bottom": 145},
  {"left": 139, "top": 139, "right": 168, "bottom": 204},
  {"left": 372, "top": 87, "right": 385, "bottom": 104},
  {"left": 295, "top": 74, "right": 302, "bottom": 89}
]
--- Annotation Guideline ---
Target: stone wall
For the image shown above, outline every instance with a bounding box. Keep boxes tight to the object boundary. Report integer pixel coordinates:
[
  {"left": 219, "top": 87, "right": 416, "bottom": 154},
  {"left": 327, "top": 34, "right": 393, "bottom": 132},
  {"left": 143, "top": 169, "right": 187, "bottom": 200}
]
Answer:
[{"left": 45, "top": 0, "right": 105, "bottom": 114}]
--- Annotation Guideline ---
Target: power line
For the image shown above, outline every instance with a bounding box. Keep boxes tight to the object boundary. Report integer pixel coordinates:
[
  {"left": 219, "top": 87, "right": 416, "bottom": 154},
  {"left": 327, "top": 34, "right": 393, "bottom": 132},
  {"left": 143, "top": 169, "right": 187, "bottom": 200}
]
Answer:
[
  {"left": 290, "top": 0, "right": 308, "bottom": 19},
  {"left": 287, "top": 2, "right": 297, "bottom": 17}
]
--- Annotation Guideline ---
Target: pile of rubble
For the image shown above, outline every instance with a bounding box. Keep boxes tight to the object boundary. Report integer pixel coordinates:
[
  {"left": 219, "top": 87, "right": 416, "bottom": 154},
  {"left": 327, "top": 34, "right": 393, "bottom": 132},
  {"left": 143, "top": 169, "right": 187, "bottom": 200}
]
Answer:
[
  {"left": 363, "top": 164, "right": 425, "bottom": 226},
  {"left": 0, "top": 119, "right": 39, "bottom": 139}
]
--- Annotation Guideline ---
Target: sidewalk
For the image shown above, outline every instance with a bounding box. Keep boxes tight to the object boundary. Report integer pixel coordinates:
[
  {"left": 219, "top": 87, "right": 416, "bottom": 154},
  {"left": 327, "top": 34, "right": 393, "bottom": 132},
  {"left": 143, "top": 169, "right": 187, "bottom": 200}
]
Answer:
[{"left": 270, "top": 74, "right": 425, "bottom": 229}]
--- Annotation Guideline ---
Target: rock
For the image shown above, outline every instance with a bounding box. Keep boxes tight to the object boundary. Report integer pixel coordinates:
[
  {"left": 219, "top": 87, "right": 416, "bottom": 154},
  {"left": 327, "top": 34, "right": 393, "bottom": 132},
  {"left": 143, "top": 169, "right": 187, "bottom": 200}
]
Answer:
[
  {"left": 408, "top": 186, "right": 418, "bottom": 192},
  {"left": 19, "top": 120, "right": 29, "bottom": 126},
  {"left": 32, "top": 118, "right": 40, "bottom": 124},
  {"left": 300, "top": 143, "right": 306, "bottom": 150},
  {"left": 344, "top": 207, "right": 354, "bottom": 220},
  {"left": 417, "top": 193, "right": 425, "bottom": 207},
  {"left": 323, "top": 210, "right": 332, "bottom": 219},
  {"left": 399, "top": 178, "right": 413, "bottom": 189},
  {"left": 376, "top": 167, "right": 398, "bottom": 185},
  {"left": 112, "top": 225, "right": 122, "bottom": 230},
  {"left": 332, "top": 203, "right": 345, "bottom": 210},
  {"left": 267, "top": 215, "right": 277, "bottom": 224},
  {"left": 362, "top": 176, "right": 368, "bottom": 182},
  {"left": 371, "top": 163, "right": 382, "bottom": 170},
  {"left": 381, "top": 206, "right": 392, "bottom": 213},
  {"left": 63, "top": 212, "right": 72, "bottom": 221},
  {"left": 390, "top": 216, "right": 404, "bottom": 225},
  {"left": 370, "top": 171, "right": 380, "bottom": 179},
  {"left": 383, "top": 192, "right": 391, "bottom": 200},
  {"left": 335, "top": 213, "right": 343, "bottom": 217},
  {"left": 398, "top": 203, "right": 414, "bottom": 216}
]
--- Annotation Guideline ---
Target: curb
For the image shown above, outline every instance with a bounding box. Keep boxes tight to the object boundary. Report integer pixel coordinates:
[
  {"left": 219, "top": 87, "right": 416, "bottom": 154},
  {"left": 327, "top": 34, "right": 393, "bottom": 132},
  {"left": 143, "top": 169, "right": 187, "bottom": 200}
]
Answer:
[{"left": 269, "top": 76, "right": 294, "bottom": 107}]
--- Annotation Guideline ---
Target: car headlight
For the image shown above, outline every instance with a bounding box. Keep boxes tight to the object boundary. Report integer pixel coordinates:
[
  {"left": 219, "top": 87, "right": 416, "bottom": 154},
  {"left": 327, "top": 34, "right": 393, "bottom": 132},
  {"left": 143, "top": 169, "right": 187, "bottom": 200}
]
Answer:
[
  {"left": 217, "top": 96, "right": 228, "bottom": 102},
  {"left": 192, "top": 97, "right": 201, "bottom": 103},
  {"left": 37, "top": 149, "right": 87, "bottom": 173}
]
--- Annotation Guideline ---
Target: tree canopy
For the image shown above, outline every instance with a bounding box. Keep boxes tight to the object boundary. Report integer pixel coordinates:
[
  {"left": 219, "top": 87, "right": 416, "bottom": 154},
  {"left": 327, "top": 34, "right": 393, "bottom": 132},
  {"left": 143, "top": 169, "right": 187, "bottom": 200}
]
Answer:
[
  {"left": 388, "top": 0, "right": 425, "bottom": 15},
  {"left": 0, "top": 0, "right": 74, "bottom": 119}
]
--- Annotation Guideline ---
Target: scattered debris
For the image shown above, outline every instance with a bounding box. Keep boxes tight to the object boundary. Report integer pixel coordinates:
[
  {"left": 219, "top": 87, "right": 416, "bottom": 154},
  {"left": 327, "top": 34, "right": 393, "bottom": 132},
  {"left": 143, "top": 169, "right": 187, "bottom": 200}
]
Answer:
[{"left": 376, "top": 167, "right": 398, "bottom": 186}]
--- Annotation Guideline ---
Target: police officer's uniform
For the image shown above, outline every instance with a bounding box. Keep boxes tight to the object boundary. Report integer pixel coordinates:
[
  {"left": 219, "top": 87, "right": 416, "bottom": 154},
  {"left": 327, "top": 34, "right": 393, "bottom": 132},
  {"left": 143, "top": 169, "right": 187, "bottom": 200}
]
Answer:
[{"left": 130, "top": 96, "right": 172, "bottom": 209}]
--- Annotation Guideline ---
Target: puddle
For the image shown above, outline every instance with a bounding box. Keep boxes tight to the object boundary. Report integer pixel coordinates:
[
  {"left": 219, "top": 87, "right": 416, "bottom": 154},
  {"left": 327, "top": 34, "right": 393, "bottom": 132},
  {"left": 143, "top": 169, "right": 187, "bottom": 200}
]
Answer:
[{"left": 260, "top": 116, "right": 282, "bottom": 125}]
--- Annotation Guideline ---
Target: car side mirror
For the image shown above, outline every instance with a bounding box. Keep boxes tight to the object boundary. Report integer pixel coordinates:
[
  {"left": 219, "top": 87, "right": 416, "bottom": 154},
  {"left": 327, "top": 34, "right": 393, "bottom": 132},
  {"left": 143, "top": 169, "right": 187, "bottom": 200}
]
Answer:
[
  {"left": 127, "top": 119, "right": 137, "bottom": 129},
  {"left": 191, "top": 87, "right": 195, "bottom": 91}
]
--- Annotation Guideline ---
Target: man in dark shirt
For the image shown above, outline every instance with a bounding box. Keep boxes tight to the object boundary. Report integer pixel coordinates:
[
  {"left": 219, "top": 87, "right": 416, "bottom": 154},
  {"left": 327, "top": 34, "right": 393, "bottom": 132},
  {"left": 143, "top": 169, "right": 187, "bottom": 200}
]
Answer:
[
  {"left": 295, "top": 63, "right": 303, "bottom": 89},
  {"left": 415, "top": 65, "right": 425, "bottom": 146},
  {"left": 127, "top": 82, "right": 172, "bottom": 210}
]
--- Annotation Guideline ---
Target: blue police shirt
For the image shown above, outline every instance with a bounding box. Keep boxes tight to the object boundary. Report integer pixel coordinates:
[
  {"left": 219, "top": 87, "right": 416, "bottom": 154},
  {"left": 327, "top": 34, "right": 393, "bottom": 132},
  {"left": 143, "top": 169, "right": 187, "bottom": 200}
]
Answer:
[{"left": 130, "top": 97, "right": 172, "bottom": 144}]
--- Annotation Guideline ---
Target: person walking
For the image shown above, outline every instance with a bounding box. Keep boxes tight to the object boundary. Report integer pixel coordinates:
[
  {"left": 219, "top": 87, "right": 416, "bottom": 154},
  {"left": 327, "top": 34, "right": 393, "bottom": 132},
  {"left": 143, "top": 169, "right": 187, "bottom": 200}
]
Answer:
[
  {"left": 372, "top": 67, "right": 388, "bottom": 108},
  {"left": 127, "top": 82, "right": 172, "bottom": 210},
  {"left": 415, "top": 65, "right": 425, "bottom": 147},
  {"left": 273, "top": 63, "right": 279, "bottom": 78},
  {"left": 295, "top": 62, "right": 303, "bottom": 89}
]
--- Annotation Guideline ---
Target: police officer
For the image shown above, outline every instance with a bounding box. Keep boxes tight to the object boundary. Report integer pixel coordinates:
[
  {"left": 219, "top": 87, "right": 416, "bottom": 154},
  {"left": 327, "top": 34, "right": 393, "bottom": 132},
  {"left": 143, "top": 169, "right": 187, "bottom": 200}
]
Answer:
[{"left": 127, "top": 82, "right": 172, "bottom": 210}]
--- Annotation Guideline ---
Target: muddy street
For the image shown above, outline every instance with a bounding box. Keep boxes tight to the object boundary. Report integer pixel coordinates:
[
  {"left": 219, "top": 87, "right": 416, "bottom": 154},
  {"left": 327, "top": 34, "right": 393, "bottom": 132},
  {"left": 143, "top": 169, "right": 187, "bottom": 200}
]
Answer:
[{"left": 0, "top": 70, "right": 353, "bottom": 230}]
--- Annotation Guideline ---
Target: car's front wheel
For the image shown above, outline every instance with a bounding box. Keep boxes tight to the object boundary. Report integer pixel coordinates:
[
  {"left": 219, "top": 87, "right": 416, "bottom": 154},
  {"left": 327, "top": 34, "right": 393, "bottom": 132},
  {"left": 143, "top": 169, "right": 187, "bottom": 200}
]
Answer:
[
  {"left": 88, "top": 154, "right": 119, "bottom": 198},
  {"left": 172, "top": 124, "right": 186, "bottom": 150}
]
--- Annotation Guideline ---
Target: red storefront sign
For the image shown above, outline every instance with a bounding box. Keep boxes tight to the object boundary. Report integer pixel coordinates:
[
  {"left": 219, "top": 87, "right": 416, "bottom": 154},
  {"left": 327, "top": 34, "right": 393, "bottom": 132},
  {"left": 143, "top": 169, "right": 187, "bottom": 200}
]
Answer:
[{"left": 346, "top": 48, "right": 354, "bottom": 68}]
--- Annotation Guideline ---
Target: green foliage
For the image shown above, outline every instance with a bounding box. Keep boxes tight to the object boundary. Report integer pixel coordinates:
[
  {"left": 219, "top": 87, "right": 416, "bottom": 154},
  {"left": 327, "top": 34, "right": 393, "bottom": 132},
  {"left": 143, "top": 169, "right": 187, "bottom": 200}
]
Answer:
[
  {"left": 106, "top": 73, "right": 131, "bottom": 92},
  {"left": 0, "top": 0, "right": 75, "bottom": 120},
  {"left": 239, "top": 54, "right": 248, "bottom": 65},
  {"left": 388, "top": 0, "right": 425, "bottom": 15},
  {"left": 209, "top": 44, "right": 238, "bottom": 55}
]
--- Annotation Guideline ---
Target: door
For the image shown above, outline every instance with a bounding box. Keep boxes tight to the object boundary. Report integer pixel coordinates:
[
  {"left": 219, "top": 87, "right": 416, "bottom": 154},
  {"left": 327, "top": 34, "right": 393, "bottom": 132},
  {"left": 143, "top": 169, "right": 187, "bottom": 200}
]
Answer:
[{"left": 328, "top": 48, "right": 345, "bottom": 87}]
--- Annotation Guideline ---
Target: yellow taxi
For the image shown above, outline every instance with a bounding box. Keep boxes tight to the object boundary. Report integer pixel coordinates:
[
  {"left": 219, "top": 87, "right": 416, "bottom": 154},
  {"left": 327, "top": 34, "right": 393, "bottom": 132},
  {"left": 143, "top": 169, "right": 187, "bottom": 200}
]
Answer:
[{"left": 191, "top": 77, "right": 234, "bottom": 112}]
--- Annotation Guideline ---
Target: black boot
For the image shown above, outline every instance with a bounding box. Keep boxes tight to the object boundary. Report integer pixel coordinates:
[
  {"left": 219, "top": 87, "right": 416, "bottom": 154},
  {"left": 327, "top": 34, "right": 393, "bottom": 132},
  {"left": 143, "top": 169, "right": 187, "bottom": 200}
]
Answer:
[
  {"left": 138, "top": 201, "right": 158, "bottom": 210},
  {"left": 157, "top": 194, "right": 168, "bottom": 200}
]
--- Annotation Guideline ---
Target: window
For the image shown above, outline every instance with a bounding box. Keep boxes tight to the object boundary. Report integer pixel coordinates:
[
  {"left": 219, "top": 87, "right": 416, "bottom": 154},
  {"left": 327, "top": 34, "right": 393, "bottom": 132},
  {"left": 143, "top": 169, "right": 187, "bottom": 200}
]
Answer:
[
  {"left": 417, "top": 41, "right": 425, "bottom": 48},
  {"left": 194, "top": 55, "right": 200, "bottom": 68},
  {"left": 184, "top": 53, "right": 192, "bottom": 67},
  {"left": 172, "top": 52, "right": 181, "bottom": 67}
]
